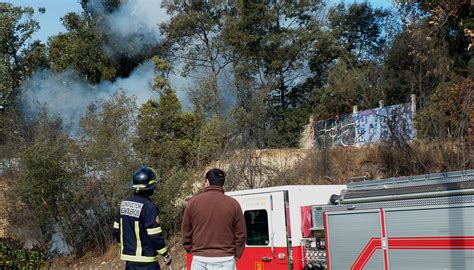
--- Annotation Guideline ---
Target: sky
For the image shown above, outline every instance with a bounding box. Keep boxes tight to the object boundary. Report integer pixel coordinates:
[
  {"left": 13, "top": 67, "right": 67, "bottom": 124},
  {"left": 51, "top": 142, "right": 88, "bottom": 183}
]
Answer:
[{"left": 3, "top": 0, "right": 394, "bottom": 43}]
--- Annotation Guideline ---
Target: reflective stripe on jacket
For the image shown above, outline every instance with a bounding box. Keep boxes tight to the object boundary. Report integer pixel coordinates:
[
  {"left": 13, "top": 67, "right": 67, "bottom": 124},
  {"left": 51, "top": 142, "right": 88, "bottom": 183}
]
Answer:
[{"left": 113, "top": 194, "right": 168, "bottom": 263}]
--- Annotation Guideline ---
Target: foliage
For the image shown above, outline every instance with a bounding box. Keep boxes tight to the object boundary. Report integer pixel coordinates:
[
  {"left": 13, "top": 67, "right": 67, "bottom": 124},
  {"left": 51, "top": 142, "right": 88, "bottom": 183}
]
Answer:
[
  {"left": 21, "top": 41, "right": 50, "bottom": 76},
  {"left": 152, "top": 167, "right": 193, "bottom": 235},
  {"left": 415, "top": 78, "right": 472, "bottom": 140},
  {"left": 195, "top": 116, "right": 224, "bottom": 165},
  {"left": 328, "top": 3, "right": 390, "bottom": 65},
  {"left": 47, "top": 12, "right": 117, "bottom": 83},
  {"left": 161, "top": 1, "right": 230, "bottom": 117},
  {"left": 16, "top": 112, "right": 81, "bottom": 251},
  {"left": 135, "top": 89, "right": 198, "bottom": 173},
  {"left": 79, "top": 93, "right": 140, "bottom": 253},
  {"left": 0, "top": 3, "right": 39, "bottom": 107},
  {"left": 308, "top": 2, "right": 390, "bottom": 120},
  {"left": 0, "top": 238, "right": 48, "bottom": 269},
  {"left": 0, "top": 0, "right": 472, "bottom": 262}
]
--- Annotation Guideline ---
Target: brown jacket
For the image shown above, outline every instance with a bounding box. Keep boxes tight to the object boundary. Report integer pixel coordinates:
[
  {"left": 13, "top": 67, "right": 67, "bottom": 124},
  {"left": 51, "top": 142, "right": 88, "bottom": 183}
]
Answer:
[{"left": 181, "top": 186, "right": 246, "bottom": 258}]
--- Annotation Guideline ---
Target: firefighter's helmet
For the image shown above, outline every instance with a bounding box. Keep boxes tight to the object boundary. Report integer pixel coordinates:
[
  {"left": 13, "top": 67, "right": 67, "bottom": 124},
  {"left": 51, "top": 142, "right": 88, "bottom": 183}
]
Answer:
[{"left": 129, "top": 166, "right": 158, "bottom": 191}]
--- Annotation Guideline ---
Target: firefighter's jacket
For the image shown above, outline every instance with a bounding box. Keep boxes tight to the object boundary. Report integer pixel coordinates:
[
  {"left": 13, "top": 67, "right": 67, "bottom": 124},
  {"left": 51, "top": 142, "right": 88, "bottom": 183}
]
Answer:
[{"left": 113, "top": 194, "right": 168, "bottom": 263}]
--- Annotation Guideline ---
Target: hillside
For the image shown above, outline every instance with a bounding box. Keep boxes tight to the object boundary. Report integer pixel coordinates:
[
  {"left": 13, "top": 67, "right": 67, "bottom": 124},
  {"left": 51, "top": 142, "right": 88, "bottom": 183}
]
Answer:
[{"left": 0, "top": 0, "right": 472, "bottom": 269}]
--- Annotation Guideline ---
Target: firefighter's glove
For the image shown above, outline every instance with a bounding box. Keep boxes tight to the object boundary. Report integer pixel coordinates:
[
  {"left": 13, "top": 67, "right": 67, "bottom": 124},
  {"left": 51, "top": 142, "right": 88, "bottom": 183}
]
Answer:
[{"left": 163, "top": 253, "right": 172, "bottom": 266}]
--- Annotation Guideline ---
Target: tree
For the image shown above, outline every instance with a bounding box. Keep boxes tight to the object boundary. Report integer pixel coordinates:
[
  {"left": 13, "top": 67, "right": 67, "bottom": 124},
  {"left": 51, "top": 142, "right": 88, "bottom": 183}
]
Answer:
[
  {"left": 47, "top": 12, "right": 117, "bottom": 83},
  {"left": 135, "top": 89, "right": 197, "bottom": 172},
  {"left": 307, "top": 3, "right": 390, "bottom": 122},
  {"left": 328, "top": 3, "right": 390, "bottom": 65},
  {"left": 22, "top": 40, "right": 49, "bottom": 76},
  {"left": 79, "top": 93, "right": 139, "bottom": 254},
  {"left": 17, "top": 112, "right": 80, "bottom": 252},
  {"left": 0, "top": 3, "right": 40, "bottom": 107},
  {"left": 0, "top": 3, "right": 42, "bottom": 157},
  {"left": 222, "top": 0, "right": 323, "bottom": 147},
  {"left": 395, "top": 0, "right": 472, "bottom": 75},
  {"left": 161, "top": 1, "right": 231, "bottom": 117},
  {"left": 80, "top": 0, "right": 160, "bottom": 78},
  {"left": 134, "top": 57, "right": 198, "bottom": 172}
]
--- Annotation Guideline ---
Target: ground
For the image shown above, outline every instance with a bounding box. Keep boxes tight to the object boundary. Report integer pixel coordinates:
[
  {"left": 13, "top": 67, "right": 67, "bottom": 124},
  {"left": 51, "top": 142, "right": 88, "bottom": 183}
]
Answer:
[{"left": 50, "top": 236, "right": 187, "bottom": 270}]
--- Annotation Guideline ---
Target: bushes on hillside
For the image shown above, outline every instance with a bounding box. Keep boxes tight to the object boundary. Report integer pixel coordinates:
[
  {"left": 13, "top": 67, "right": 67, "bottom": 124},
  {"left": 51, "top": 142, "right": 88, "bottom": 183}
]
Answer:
[{"left": 0, "top": 238, "right": 48, "bottom": 269}]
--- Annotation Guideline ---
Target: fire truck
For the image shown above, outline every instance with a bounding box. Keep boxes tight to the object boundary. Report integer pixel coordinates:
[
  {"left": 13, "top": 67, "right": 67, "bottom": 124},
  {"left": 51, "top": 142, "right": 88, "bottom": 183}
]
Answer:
[{"left": 185, "top": 170, "right": 474, "bottom": 270}]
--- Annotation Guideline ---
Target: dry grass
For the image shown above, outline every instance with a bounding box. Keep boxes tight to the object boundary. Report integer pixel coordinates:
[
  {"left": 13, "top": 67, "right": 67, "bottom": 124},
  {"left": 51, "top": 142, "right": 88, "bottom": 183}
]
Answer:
[
  {"left": 50, "top": 235, "right": 187, "bottom": 270},
  {"left": 273, "top": 140, "right": 469, "bottom": 185}
]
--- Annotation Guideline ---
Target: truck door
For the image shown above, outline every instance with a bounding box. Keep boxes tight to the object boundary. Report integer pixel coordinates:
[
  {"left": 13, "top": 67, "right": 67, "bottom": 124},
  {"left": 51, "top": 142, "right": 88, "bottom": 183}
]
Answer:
[{"left": 231, "top": 191, "right": 291, "bottom": 270}]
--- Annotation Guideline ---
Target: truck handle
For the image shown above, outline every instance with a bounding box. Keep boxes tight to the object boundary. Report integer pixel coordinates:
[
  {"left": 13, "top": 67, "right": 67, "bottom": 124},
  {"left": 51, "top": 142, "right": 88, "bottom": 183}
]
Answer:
[{"left": 261, "top": 256, "right": 272, "bottom": 262}]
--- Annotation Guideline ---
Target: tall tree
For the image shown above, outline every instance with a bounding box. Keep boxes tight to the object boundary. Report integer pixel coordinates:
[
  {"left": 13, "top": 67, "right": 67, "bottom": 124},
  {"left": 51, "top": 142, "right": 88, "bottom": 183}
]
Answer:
[
  {"left": 161, "top": 1, "right": 231, "bottom": 117},
  {"left": 222, "top": 0, "right": 323, "bottom": 147},
  {"left": 134, "top": 57, "right": 198, "bottom": 172},
  {"left": 0, "top": 3, "right": 43, "bottom": 156},
  {"left": 0, "top": 3, "right": 40, "bottom": 107},
  {"left": 328, "top": 3, "right": 390, "bottom": 65},
  {"left": 307, "top": 3, "right": 390, "bottom": 120}
]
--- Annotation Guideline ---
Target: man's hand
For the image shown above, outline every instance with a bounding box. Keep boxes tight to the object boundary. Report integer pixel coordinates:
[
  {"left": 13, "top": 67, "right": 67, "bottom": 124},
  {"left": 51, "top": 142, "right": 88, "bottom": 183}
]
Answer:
[{"left": 163, "top": 253, "right": 172, "bottom": 266}]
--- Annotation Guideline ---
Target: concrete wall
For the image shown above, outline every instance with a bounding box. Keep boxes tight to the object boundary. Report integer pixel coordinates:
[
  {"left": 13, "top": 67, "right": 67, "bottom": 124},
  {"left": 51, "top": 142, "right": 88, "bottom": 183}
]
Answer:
[{"left": 300, "top": 101, "right": 417, "bottom": 149}]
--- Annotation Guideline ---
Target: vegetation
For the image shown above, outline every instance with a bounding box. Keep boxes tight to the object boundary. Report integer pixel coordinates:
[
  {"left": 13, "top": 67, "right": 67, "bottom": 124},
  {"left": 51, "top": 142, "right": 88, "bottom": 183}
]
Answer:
[
  {"left": 0, "top": 238, "right": 48, "bottom": 269},
  {"left": 0, "top": 0, "right": 471, "bottom": 264}
]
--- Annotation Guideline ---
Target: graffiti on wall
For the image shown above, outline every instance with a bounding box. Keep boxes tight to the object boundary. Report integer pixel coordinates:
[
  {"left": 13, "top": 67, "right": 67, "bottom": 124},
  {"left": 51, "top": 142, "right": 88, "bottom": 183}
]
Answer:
[
  {"left": 314, "top": 103, "right": 416, "bottom": 148},
  {"left": 314, "top": 114, "right": 356, "bottom": 148}
]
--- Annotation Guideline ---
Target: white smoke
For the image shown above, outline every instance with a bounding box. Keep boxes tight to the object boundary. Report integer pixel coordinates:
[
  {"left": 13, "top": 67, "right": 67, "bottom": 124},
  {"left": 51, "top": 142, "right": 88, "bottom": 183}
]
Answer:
[
  {"left": 21, "top": 61, "right": 157, "bottom": 133},
  {"left": 98, "top": 0, "right": 170, "bottom": 56},
  {"left": 21, "top": 60, "right": 191, "bottom": 134}
]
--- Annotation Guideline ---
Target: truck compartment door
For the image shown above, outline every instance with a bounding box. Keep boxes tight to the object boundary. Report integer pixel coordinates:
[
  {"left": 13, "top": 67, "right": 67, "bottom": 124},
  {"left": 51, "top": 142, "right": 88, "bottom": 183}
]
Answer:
[{"left": 232, "top": 191, "right": 290, "bottom": 270}]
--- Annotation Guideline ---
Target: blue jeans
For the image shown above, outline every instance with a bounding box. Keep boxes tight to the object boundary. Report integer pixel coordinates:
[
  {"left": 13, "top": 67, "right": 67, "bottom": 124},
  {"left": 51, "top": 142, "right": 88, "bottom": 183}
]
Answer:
[{"left": 191, "top": 258, "right": 236, "bottom": 270}]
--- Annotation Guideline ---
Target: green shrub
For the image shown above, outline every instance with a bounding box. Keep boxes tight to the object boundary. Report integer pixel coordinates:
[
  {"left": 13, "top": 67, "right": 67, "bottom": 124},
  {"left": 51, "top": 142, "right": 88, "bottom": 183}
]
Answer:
[{"left": 0, "top": 238, "right": 48, "bottom": 269}]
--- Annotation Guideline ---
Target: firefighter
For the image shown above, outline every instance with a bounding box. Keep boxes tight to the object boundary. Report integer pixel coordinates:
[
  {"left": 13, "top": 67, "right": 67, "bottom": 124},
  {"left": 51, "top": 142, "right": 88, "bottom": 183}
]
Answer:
[{"left": 113, "top": 166, "right": 172, "bottom": 270}]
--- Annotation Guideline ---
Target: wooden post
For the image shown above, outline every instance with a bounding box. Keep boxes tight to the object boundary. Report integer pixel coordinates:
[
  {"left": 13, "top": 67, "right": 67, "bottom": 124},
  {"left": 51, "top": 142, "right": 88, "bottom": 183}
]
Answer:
[{"left": 379, "top": 100, "right": 384, "bottom": 109}]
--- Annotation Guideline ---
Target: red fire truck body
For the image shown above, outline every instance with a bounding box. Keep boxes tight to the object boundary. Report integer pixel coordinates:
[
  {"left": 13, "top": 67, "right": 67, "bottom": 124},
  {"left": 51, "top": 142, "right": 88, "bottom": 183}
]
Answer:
[
  {"left": 185, "top": 170, "right": 474, "bottom": 270},
  {"left": 308, "top": 170, "right": 474, "bottom": 270},
  {"left": 185, "top": 185, "right": 345, "bottom": 269}
]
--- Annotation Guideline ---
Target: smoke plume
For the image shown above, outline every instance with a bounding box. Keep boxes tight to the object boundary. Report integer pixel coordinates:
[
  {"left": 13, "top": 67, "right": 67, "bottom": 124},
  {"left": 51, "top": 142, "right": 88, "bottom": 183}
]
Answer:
[
  {"left": 91, "top": 0, "right": 170, "bottom": 56},
  {"left": 21, "top": 61, "right": 156, "bottom": 134},
  {"left": 21, "top": 59, "right": 191, "bottom": 134}
]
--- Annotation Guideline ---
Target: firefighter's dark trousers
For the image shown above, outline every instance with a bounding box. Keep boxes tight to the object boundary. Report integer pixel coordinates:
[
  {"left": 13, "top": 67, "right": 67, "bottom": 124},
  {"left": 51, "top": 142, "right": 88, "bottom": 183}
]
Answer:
[{"left": 125, "top": 261, "right": 160, "bottom": 270}]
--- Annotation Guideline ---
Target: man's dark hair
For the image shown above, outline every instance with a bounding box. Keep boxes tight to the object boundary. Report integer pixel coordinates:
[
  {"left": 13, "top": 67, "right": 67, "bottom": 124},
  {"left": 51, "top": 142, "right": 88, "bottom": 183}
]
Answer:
[{"left": 206, "top": 168, "right": 225, "bottom": 187}]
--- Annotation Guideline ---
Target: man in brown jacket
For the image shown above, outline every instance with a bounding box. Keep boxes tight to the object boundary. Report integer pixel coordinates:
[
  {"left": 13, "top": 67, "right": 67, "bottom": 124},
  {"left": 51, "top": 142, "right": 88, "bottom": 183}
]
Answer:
[{"left": 181, "top": 168, "right": 246, "bottom": 270}]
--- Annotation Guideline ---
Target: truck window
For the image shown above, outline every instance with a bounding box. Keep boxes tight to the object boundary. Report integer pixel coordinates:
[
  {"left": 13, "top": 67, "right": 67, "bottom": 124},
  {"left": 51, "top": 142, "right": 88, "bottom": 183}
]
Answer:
[{"left": 244, "top": 209, "right": 269, "bottom": 246}]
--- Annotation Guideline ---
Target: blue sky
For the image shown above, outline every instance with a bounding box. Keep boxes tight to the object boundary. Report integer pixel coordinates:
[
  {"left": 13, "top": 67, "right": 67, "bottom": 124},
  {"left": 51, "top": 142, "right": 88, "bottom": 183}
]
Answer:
[
  {"left": 3, "top": 0, "right": 82, "bottom": 42},
  {"left": 3, "top": 0, "right": 394, "bottom": 43}
]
